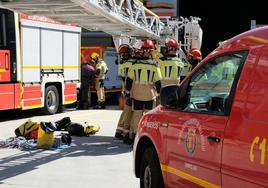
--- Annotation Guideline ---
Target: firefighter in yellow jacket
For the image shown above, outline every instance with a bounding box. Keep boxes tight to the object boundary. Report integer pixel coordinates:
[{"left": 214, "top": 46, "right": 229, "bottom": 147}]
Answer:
[
  {"left": 91, "top": 52, "right": 109, "bottom": 109},
  {"left": 115, "top": 44, "right": 135, "bottom": 140},
  {"left": 125, "top": 40, "right": 162, "bottom": 144},
  {"left": 159, "top": 39, "right": 184, "bottom": 86}
]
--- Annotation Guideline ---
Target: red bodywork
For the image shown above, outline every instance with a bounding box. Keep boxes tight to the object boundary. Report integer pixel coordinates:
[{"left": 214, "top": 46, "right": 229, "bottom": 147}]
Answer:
[
  {"left": 22, "top": 85, "right": 42, "bottom": 108},
  {"left": 64, "top": 83, "right": 77, "bottom": 103},
  {"left": 0, "top": 51, "right": 21, "bottom": 110},
  {"left": 0, "top": 83, "right": 20, "bottom": 110},
  {"left": 0, "top": 50, "right": 11, "bottom": 82},
  {"left": 134, "top": 26, "right": 268, "bottom": 187}
]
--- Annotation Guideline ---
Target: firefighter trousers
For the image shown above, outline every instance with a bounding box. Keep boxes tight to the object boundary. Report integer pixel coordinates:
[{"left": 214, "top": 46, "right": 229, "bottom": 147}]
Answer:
[
  {"left": 116, "top": 98, "right": 133, "bottom": 135},
  {"left": 78, "top": 76, "right": 90, "bottom": 108},
  {"left": 131, "top": 99, "right": 153, "bottom": 134},
  {"left": 95, "top": 78, "right": 105, "bottom": 102}
]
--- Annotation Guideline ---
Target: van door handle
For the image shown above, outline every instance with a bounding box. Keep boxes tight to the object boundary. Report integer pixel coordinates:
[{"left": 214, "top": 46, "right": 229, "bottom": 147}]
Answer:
[
  {"left": 207, "top": 136, "right": 221, "bottom": 143},
  {"left": 161, "top": 122, "right": 168, "bottom": 128}
]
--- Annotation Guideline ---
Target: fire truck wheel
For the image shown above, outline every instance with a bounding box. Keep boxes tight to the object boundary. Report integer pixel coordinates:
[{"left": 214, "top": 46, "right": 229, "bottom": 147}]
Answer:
[
  {"left": 140, "top": 147, "right": 164, "bottom": 188},
  {"left": 42, "top": 85, "right": 59, "bottom": 115}
]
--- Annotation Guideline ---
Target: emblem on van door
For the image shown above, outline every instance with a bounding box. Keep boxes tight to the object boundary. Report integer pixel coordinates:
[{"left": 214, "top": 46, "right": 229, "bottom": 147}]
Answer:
[
  {"left": 178, "top": 119, "right": 206, "bottom": 153},
  {"left": 185, "top": 128, "right": 197, "bottom": 155}
]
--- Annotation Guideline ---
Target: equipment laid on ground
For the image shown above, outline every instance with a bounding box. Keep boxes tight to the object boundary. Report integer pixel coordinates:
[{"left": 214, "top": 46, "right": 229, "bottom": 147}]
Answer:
[
  {"left": 67, "top": 122, "right": 100, "bottom": 136},
  {"left": 37, "top": 122, "right": 57, "bottom": 149},
  {"left": 14, "top": 119, "right": 40, "bottom": 138},
  {"left": 55, "top": 117, "right": 72, "bottom": 131},
  {"left": 12, "top": 117, "right": 99, "bottom": 149}
]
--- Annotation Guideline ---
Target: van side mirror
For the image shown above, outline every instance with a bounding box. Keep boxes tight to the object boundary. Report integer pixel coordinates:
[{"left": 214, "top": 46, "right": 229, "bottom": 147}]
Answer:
[{"left": 160, "top": 85, "right": 180, "bottom": 109}]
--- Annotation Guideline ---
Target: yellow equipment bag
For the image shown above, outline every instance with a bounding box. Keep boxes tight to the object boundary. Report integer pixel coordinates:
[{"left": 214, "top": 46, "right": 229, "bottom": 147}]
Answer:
[
  {"left": 14, "top": 119, "right": 40, "bottom": 138},
  {"left": 67, "top": 122, "right": 100, "bottom": 136},
  {"left": 37, "top": 122, "right": 56, "bottom": 149},
  {"left": 84, "top": 122, "right": 100, "bottom": 135}
]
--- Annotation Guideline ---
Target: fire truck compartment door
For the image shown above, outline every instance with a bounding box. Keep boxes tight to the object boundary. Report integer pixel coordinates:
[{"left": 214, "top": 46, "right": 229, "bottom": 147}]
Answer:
[
  {"left": 63, "top": 32, "right": 80, "bottom": 81},
  {"left": 21, "top": 26, "right": 41, "bottom": 83}
]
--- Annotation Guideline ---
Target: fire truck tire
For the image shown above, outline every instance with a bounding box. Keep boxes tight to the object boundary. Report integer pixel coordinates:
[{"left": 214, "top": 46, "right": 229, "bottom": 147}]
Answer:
[
  {"left": 42, "top": 85, "right": 59, "bottom": 115},
  {"left": 140, "top": 147, "right": 164, "bottom": 188}
]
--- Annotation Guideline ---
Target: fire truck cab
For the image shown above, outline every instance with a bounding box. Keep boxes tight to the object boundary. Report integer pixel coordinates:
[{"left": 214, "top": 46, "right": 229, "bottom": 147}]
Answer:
[
  {"left": 0, "top": 8, "right": 81, "bottom": 114},
  {"left": 134, "top": 26, "right": 268, "bottom": 188}
]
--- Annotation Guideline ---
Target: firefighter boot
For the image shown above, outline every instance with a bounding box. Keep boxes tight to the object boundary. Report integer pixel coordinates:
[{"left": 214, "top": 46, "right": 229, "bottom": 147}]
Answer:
[
  {"left": 124, "top": 133, "right": 135, "bottom": 146},
  {"left": 123, "top": 133, "right": 131, "bottom": 144},
  {"left": 93, "top": 101, "right": 106, "bottom": 109},
  {"left": 100, "top": 101, "right": 106, "bottom": 109},
  {"left": 115, "top": 132, "right": 124, "bottom": 140},
  {"left": 93, "top": 101, "right": 103, "bottom": 109}
]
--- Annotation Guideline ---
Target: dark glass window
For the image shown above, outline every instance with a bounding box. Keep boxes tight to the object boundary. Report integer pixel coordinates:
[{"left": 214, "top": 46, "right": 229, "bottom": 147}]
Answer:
[
  {"left": 0, "top": 12, "right": 6, "bottom": 48},
  {"left": 183, "top": 51, "right": 248, "bottom": 115}
]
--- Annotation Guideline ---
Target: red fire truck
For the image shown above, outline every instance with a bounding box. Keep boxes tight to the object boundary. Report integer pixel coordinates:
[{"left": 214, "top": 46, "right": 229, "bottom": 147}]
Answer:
[
  {"left": 0, "top": 8, "right": 81, "bottom": 114},
  {"left": 134, "top": 26, "right": 268, "bottom": 187}
]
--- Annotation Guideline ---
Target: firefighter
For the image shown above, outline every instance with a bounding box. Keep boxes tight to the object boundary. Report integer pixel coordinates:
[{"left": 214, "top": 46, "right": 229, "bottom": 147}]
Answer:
[
  {"left": 180, "top": 48, "right": 202, "bottom": 81},
  {"left": 187, "top": 48, "right": 202, "bottom": 71},
  {"left": 159, "top": 39, "right": 184, "bottom": 87},
  {"left": 77, "top": 60, "right": 95, "bottom": 109},
  {"left": 125, "top": 39, "right": 162, "bottom": 145},
  {"left": 115, "top": 44, "right": 134, "bottom": 140},
  {"left": 91, "top": 52, "right": 109, "bottom": 109}
]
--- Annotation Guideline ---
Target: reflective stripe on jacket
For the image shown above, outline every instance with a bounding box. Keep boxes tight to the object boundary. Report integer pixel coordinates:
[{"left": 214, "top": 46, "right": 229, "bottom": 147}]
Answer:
[{"left": 128, "top": 59, "right": 162, "bottom": 101}]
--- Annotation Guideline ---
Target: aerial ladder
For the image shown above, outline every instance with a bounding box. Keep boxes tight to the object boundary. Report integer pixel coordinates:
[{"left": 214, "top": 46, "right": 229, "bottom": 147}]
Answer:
[{"left": 0, "top": 0, "right": 164, "bottom": 48}]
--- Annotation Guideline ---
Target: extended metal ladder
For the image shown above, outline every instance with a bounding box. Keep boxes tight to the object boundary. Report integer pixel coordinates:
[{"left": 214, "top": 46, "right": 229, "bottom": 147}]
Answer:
[{"left": 0, "top": 0, "right": 163, "bottom": 40}]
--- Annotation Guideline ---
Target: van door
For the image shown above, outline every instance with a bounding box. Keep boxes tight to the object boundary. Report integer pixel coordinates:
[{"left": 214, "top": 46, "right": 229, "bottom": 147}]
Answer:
[
  {"left": 222, "top": 47, "right": 268, "bottom": 187},
  {"left": 162, "top": 51, "right": 248, "bottom": 187}
]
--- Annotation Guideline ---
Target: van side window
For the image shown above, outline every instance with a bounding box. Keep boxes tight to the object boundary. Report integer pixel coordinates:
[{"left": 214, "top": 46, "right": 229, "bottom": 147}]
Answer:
[{"left": 183, "top": 51, "right": 247, "bottom": 115}]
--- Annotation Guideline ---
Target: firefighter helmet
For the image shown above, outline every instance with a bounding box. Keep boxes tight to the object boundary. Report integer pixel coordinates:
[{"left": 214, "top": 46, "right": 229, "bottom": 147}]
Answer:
[
  {"left": 91, "top": 52, "right": 100, "bottom": 60},
  {"left": 141, "top": 39, "right": 154, "bottom": 49},
  {"left": 118, "top": 44, "right": 130, "bottom": 54},
  {"left": 166, "top": 39, "right": 179, "bottom": 49},
  {"left": 189, "top": 48, "right": 202, "bottom": 60}
]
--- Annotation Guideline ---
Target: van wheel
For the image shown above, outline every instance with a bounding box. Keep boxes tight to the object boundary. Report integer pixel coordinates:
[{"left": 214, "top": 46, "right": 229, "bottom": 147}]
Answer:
[
  {"left": 42, "top": 85, "right": 59, "bottom": 115},
  {"left": 140, "top": 147, "right": 164, "bottom": 188}
]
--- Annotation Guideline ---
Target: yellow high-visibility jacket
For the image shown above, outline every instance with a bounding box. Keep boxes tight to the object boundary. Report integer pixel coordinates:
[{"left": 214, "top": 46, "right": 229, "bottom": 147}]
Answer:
[
  {"left": 127, "top": 59, "right": 162, "bottom": 101},
  {"left": 159, "top": 56, "right": 184, "bottom": 86}
]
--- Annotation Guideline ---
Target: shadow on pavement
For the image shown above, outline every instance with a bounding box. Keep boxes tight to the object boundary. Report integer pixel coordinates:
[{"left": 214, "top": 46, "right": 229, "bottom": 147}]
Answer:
[
  {"left": 0, "top": 109, "right": 42, "bottom": 122},
  {"left": 0, "top": 135, "right": 132, "bottom": 181},
  {"left": 0, "top": 108, "right": 70, "bottom": 123},
  {"left": 0, "top": 105, "right": 121, "bottom": 123}
]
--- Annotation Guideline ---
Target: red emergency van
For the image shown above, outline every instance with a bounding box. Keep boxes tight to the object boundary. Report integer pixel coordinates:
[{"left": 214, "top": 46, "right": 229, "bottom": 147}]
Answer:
[{"left": 134, "top": 26, "right": 268, "bottom": 188}]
